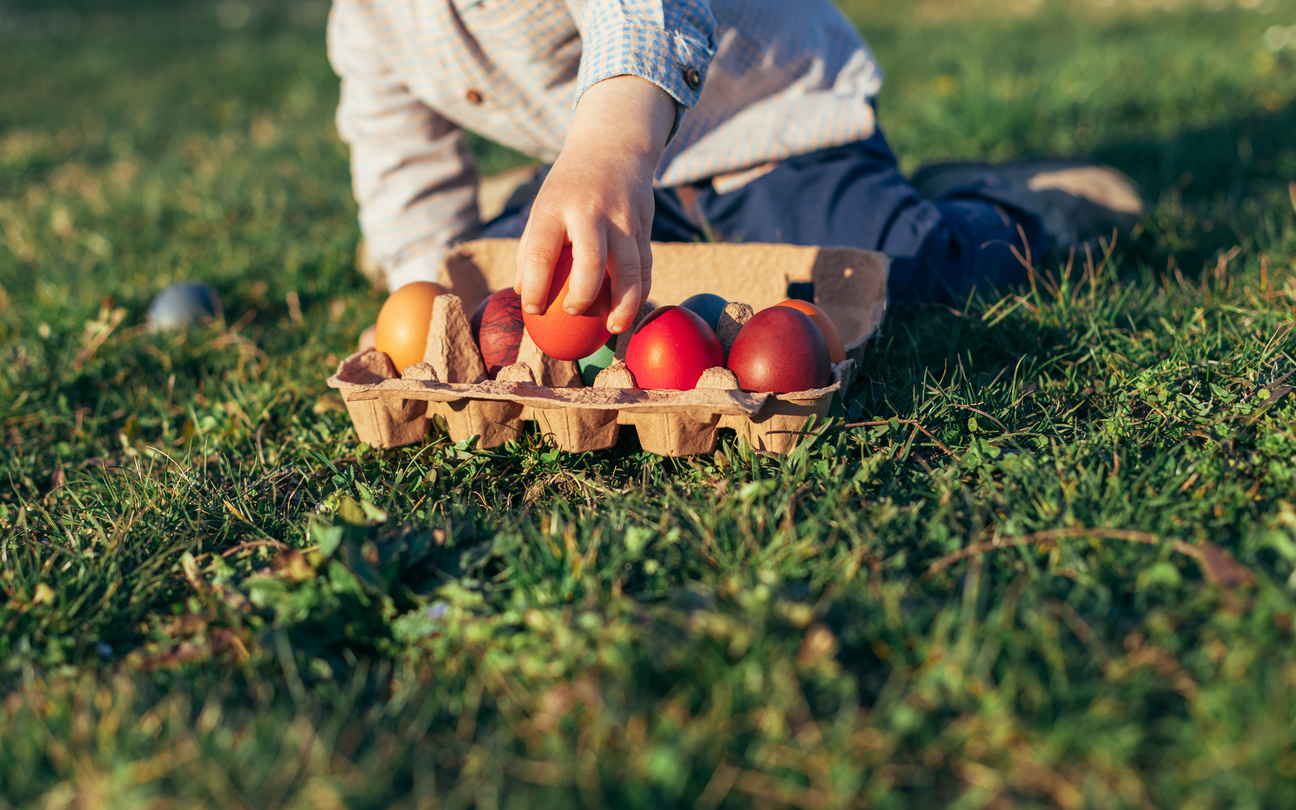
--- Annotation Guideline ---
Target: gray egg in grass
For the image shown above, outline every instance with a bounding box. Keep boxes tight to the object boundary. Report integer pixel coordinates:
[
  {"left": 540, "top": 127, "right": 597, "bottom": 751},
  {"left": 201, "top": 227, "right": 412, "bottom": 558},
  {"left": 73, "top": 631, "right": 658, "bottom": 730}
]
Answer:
[{"left": 148, "top": 282, "right": 223, "bottom": 329}]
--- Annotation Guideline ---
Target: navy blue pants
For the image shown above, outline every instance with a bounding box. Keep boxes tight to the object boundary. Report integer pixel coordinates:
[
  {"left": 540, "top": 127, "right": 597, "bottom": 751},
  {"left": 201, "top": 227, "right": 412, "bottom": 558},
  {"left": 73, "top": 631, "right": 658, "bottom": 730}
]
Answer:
[{"left": 480, "top": 129, "right": 1045, "bottom": 303}]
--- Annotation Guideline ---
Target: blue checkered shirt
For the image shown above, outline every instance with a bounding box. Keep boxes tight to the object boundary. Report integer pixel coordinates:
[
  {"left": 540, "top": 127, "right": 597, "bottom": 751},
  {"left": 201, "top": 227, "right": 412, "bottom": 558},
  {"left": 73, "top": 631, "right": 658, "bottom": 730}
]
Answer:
[{"left": 328, "top": 0, "right": 884, "bottom": 288}]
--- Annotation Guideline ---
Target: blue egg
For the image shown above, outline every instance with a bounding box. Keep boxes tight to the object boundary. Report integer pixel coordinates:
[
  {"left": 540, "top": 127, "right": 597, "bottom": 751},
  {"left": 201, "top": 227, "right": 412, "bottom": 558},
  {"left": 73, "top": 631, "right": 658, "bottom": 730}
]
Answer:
[
  {"left": 678, "top": 293, "right": 728, "bottom": 332},
  {"left": 148, "top": 282, "right": 222, "bottom": 329}
]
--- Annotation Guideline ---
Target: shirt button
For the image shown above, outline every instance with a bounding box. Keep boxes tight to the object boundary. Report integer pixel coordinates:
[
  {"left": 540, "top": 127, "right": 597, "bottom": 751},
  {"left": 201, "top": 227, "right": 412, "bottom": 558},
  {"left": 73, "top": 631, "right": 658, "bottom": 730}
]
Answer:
[
  {"left": 465, "top": 88, "right": 484, "bottom": 105},
  {"left": 683, "top": 68, "right": 701, "bottom": 90}
]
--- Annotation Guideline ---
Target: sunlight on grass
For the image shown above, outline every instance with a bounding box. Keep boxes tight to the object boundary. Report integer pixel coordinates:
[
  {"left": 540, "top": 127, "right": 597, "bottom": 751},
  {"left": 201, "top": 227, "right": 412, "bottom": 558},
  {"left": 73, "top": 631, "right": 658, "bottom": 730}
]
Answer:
[{"left": 3, "top": 0, "right": 1296, "bottom": 807}]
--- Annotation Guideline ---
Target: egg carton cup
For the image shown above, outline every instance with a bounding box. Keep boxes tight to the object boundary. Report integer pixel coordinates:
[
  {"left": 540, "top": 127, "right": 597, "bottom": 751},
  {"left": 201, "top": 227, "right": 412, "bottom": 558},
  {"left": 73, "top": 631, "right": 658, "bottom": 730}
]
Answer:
[{"left": 327, "top": 239, "right": 888, "bottom": 457}]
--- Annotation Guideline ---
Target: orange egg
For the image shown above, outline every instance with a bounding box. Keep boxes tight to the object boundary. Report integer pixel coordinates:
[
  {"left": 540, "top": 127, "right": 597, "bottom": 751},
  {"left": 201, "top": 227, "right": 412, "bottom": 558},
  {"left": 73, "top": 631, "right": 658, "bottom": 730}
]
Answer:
[
  {"left": 773, "top": 299, "right": 846, "bottom": 364},
  {"left": 375, "top": 281, "right": 448, "bottom": 373},
  {"left": 522, "top": 245, "right": 612, "bottom": 361}
]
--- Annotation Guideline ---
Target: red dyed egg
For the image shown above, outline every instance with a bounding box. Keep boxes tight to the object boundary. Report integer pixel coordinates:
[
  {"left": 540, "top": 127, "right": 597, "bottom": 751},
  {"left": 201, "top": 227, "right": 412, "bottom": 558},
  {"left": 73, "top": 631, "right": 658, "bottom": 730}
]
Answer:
[
  {"left": 625, "top": 305, "right": 724, "bottom": 390},
  {"left": 727, "top": 307, "right": 831, "bottom": 393},
  {"left": 522, "top": 245, "right": 613, "bottom": 361},
  {"left": 471, "top": 288, "right": 523, "bottom": 377}
]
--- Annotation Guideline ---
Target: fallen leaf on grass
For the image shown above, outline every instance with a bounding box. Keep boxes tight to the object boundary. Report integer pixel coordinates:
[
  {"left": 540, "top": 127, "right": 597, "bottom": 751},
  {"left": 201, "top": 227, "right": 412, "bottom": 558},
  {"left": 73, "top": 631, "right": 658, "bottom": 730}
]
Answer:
[
  {"left": 181, "top": 551, "right": 206, "bottom": 593},
  {"left": 272, "top": 549, "right": 316, "bottom": 582},
  {"left": 797, "top": 624, "right": 839, "bottom": 666},
  {"left": 928, "top": 528, "right": 1256, "bottom": 591},
  {"left": 73, "top": 306, "right": 126, "bottom": 370},
  {"left": 1188, "top": 542, "right": 1256, "bottom": 588}
]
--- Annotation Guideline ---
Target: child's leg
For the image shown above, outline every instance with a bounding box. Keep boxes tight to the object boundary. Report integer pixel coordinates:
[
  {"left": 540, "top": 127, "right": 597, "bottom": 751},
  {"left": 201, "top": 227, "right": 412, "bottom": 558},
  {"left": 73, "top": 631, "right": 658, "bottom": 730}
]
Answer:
[{"left": 651, "top": 130, "right": 1047, "bottom": 304}]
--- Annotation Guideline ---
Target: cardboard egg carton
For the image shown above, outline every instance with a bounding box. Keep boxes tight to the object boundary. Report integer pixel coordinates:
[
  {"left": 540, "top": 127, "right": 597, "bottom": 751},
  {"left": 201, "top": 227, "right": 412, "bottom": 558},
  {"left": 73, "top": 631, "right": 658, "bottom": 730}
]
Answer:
[{"left": 327, "top": 239, "right": 888, "bottom": 457}]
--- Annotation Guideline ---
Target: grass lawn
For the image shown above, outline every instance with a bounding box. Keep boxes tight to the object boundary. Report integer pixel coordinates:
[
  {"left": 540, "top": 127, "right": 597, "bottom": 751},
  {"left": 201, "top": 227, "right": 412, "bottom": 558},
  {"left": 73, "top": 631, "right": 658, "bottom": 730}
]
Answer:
[{"left": 4, "top": 0, "right": 1296, "bottom": 805}]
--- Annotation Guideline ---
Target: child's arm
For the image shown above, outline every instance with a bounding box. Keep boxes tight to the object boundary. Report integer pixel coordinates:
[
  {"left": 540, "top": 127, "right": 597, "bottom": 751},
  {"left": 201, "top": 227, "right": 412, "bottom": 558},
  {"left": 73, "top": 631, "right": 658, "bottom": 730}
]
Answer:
[
  {"left": 514, "top": 75, "right": 676, "bottom": 334},
  {"left": 329, "top": 0, "right": 480, "bottom": 291},
  {"left": 514, "top": 0, "right": 718, "bottom": 335}
]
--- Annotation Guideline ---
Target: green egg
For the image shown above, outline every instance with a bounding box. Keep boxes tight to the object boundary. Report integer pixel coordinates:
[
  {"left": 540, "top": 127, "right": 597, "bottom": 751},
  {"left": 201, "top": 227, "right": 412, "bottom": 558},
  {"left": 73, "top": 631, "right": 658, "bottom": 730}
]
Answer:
[{"left": 576, "top": 340, "right": 617, "bottom": 386}]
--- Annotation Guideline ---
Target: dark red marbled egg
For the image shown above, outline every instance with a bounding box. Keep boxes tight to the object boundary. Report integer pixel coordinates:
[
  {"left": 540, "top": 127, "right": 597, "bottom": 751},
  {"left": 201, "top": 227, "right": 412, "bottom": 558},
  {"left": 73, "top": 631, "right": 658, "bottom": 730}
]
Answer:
[
  {"left": 726, "top": 306, "right": 831, "bottom": 393},
  {"left": 471, "top": 288, "right": 524, "bottom": 377}
]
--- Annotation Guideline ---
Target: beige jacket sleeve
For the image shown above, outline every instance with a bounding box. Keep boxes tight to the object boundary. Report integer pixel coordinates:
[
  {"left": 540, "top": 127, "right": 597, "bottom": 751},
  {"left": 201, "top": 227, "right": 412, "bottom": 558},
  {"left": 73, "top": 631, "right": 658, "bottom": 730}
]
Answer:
[{"left": 327, "top": 0, "right": 481, "bottom": 290}]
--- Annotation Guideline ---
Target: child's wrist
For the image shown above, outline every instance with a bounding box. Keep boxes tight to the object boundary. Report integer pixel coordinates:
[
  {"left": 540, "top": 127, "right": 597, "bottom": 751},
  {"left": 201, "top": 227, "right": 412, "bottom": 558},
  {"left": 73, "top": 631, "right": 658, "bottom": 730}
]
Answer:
[{"left": 570, "top": 75, "right": 677, "bottom": 162}]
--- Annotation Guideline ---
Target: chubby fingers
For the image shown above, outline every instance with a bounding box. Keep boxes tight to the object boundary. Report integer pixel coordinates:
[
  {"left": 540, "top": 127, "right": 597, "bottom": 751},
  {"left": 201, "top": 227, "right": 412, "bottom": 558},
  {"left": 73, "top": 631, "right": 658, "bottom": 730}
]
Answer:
[
  {"left": 515, "top": 222, "right": 649, "bottom": 333},
  {"left": 516, "top": 210, "right": 615, "bottom": 324},
  {"left": 605, "top": 229, "right": 651, "bottom": 334},
  {"left": 560, "top": 226, "right": 608, "bottom": 317},
  {"left": 515, "top": 212, "right": 564, "bottom": 315}
]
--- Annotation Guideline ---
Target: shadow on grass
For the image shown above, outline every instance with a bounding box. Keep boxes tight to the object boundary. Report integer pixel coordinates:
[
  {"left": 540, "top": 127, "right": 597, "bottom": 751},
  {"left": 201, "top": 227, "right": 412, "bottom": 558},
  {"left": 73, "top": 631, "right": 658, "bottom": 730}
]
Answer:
[
  {"left": 1094, "top": 97, "right": 1296, "bottom": 274},
  {"left": 1094, "top": 98, "right": 1296, "bottom": 206},
  {"left": 867, "top": 97, "right": 1296, "bottom": 406}
]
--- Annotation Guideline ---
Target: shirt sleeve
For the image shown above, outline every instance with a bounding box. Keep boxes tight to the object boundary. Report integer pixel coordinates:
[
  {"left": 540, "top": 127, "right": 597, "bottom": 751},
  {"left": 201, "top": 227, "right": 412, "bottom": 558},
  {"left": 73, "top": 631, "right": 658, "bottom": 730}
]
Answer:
[
  {"left": 328, "top": 0, "right": 481, "bottom": 290},
  {"left": 566, "top": 0, "right": 718, "bottom": 133}
]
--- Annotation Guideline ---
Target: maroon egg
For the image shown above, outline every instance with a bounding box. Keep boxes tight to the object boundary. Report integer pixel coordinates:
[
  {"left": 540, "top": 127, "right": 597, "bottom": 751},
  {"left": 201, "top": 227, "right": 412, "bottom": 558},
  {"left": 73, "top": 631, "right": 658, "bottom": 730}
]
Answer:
[
  {"left": 625, "top": 305, "right": 724, "bottom": 390},
  {"left": 727, "top": 307, "right": 831, "bottom": 393},
  {"left": 471, "top": 288, "right": 524, "bottom": 377}
]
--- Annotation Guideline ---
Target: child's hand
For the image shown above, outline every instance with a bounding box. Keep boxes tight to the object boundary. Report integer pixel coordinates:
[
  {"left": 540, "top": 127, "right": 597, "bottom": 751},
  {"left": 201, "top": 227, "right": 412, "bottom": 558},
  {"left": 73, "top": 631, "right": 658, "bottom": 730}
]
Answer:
[{"left": 514, "top": 76, "right": 677, "bottom": 334}]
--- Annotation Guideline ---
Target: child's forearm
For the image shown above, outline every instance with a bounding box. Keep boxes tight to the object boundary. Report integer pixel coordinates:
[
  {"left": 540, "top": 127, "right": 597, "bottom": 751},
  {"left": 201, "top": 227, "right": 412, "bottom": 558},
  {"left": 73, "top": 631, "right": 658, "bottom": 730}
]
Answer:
[
  {"left": 567, "top": 75, "right": 677, "bottom": 165},
  {"left": 514, "top": 75, "right": 678, "bottom": 334},
  {"left": 330, "top": 0, "right": 482, "bottom": 291}
]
